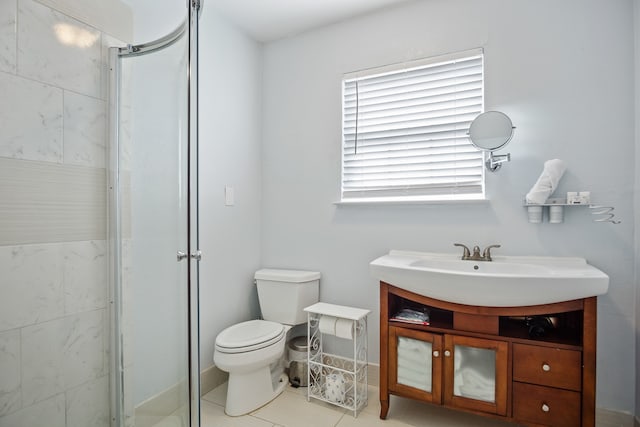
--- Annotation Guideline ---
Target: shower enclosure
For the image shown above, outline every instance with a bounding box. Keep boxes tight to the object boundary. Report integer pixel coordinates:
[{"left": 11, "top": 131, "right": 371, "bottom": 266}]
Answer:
[{"left": 108, "top": 1, "right": 201, "bottom": 426}]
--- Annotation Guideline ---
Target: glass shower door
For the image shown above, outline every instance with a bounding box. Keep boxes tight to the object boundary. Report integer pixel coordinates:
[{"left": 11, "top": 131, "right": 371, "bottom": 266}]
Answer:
[{"left": 109, "top": 11, "right": 200, "bottom": 425}]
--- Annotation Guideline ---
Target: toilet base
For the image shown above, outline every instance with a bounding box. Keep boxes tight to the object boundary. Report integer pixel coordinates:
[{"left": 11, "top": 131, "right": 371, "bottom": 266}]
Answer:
[{"left": 225, "top": 368, "right": 288, "bottom": 416}]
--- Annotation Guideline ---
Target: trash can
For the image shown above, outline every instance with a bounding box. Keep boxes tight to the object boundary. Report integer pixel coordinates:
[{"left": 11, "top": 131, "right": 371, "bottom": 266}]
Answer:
[{"left": 288, "top": 336, "right": 309, "bottom": 387}]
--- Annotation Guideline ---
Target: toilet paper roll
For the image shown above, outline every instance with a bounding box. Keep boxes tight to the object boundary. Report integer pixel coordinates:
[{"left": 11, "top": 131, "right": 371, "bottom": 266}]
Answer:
[
  {"left": 318, "top": 315, "right": 337, "bottom": 335},
  {"left": 335, "top": 318, "right": 354, "bottom": 339},
  {"left": 325, "top": 373, "right": 346, "bottom": 403}
]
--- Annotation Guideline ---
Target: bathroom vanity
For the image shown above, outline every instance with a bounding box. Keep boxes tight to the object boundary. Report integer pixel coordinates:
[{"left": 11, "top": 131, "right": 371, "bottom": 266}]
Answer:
[{"left": 379, "top": 282, "right": 597, "bottom": 427}]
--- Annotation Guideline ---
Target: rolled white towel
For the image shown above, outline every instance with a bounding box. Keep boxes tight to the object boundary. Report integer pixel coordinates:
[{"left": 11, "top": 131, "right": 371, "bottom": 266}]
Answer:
[{"left": 525, "top": 159, "right": 567, "bottom": 204}]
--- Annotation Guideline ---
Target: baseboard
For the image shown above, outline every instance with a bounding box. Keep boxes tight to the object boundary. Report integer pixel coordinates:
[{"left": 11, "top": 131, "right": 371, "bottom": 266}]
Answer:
[
  {"left": 134, "top": 379, "right": 188, "bottom": 427},
  {"left": 200, "top": 365, "right": 228, "bottom": 396},
  {"left": 596, "top": 407, "right": 636, "bottom": 427},
  {"left": 133, "top": 366, "right": 228, "bottom": 427},
  {"left": 367, "top": 362, "right": 379, "bottom": 387}
]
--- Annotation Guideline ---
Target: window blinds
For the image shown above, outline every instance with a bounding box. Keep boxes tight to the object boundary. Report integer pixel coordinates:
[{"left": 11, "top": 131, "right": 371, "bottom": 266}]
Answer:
[{"left": 341, "top": 51, "right": 484, "bottom": 201}]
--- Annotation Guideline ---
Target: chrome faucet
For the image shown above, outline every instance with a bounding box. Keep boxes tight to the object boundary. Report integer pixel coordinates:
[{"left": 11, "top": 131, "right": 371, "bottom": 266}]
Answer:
[{"left": 454, "top": 244, "right": 501, "bottom": 261}]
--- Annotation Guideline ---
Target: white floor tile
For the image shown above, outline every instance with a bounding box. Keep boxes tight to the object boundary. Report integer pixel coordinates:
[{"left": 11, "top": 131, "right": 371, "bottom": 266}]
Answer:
[
  {"left": 201, "top": 400, "right": 274, "bottom": 427},
  {"left": 250, "top": 389, "right": 346, "bottom": 427},
  {"left": 202, "top": 382, "right": 228, "bottom": 407},
  {"left": 201, "top": 384, "right": 524, "bottom": 427}
]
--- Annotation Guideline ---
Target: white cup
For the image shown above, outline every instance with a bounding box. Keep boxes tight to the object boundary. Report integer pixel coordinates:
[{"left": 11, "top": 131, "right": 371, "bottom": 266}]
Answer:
[
  {"left": 549, "top": 205, "right": 564, "bottom": 223},
  {"left": 527, "top": 206, "right": 543, "bottom": 223}
]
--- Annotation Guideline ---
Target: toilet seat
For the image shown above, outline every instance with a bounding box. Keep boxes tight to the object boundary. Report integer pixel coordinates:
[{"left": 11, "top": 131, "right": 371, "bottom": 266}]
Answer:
[{"left": 215, "top": 320, "right": 285, "bottom": 354}]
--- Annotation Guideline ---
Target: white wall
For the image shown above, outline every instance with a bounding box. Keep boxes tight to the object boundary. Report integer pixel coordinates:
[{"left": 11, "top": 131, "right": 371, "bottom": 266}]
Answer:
[
  {"left": 261, "top": 0, "right": 636, "bottom": 414},
  {"left": 121, "top": 0, "right": 184, "bottom": 43},
  {"left": 198, "top": 8, "right": 264, "bottom": 370}
]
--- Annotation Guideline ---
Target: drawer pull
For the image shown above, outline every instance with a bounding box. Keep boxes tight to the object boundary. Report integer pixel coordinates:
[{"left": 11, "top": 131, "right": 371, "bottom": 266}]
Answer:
[
  {"left": 433, "top": 351, "right": 440, "bottom": 358},
  {"left": 444, "top": 350, "right": 451, "bottom": 357},
  {"left": 542, "top": 363, "right": 551, "bottom": 372},
  {"left": 541, "top": 403, "right": 550, "bottom": 412}
]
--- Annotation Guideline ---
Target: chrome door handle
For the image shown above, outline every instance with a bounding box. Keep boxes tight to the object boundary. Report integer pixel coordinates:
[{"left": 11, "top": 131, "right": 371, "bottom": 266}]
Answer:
[{"left": 177, "top": 250, "right": 202, "bottom": 261}]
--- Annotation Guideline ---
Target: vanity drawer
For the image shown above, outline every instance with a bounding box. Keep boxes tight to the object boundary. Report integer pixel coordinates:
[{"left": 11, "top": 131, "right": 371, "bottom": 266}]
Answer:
[
  {"left": 513, "top": 343, "right": 581, "bottom": 391},
  {"left": 513, "top": 382, "right": 580, "bottom": 427}
]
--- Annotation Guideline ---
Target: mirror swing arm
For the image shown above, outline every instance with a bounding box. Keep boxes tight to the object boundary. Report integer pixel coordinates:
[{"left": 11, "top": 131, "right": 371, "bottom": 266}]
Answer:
[
  {"left": 486, "top": 151, "right": 511, "bottom": 172},
  {"left": 467, "top": 110, "right": 516, "bottom": 173}
]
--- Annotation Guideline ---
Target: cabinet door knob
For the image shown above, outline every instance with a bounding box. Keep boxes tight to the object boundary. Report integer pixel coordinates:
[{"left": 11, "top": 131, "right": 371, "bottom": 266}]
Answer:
[
  {"left": 444, "top": 350, "right": 451, "bottom": 357},
  {"left": 542, "top": 363, "right": 551, "bottom": 372},
  {"left": 541, "top": 403, "right": 550, "bottom": 412},
  {"left": 433, "top": 351, "right": 440, "bottom": 358}
]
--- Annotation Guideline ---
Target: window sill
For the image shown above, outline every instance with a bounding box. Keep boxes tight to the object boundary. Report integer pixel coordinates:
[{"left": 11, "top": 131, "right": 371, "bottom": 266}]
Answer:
[{"left": 334, "top": 198, "right": 490, "bottom": 207}]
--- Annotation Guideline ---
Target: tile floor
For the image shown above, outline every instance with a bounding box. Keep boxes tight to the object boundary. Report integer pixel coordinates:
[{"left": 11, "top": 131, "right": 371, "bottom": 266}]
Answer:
[{"left": 196, "top": 382, "right": 521, "bottom": 427}]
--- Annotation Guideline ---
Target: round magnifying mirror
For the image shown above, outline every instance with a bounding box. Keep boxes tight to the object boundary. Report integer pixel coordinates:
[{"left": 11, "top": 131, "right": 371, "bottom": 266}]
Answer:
[{"left": 468, "top": 111, "right": 514, "bottom": 151}]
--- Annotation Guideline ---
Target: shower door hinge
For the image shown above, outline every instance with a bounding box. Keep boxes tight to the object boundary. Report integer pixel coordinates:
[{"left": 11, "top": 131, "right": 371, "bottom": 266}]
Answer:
[{"left": 192, "top": 0, "right": 201, "bottom": 11}]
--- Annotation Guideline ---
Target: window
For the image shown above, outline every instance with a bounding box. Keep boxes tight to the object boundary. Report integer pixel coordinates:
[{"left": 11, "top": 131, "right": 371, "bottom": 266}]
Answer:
[{"left": 341, "top": 49, "right": 484, "bottom": 202}]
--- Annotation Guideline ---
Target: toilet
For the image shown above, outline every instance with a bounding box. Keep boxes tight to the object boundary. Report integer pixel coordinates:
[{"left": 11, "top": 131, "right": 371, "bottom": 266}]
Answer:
[{"left": 213, "top": 269, "right": 320, "bottom": 416}]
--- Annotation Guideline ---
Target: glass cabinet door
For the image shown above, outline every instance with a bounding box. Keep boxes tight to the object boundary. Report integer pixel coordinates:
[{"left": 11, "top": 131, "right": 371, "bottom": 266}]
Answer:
[
  {"left": 443, "top": 335, "right": 508, "bottom": 415},
  {"left": 389, "top": 326, "right": 442, "bottom": 404}
]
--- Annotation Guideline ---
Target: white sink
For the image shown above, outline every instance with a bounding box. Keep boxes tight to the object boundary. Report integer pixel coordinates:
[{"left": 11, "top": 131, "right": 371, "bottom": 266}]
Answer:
[{"left": 370, "top": 250, "right": 609, "bottom": 307}]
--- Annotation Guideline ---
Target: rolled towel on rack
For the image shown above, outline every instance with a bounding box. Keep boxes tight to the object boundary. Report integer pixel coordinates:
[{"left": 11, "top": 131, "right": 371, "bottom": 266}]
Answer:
[{"left": 525, "top": 159, "right": 567, "bottom": 204}]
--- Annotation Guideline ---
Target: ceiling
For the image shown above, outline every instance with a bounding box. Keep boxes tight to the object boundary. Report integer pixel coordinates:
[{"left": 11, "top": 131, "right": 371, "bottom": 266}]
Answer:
[{"left": 208, "top": 0, "right": 413, "bottom": 42}]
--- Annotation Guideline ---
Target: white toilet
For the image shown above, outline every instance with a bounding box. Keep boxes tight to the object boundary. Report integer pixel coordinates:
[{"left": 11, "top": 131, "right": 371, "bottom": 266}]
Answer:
[{"left": 213, "top": 269, "right": 320, "bottom": 416}]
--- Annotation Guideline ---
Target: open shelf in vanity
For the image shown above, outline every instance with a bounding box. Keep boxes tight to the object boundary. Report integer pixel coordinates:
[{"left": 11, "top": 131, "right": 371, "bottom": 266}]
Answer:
[{"left": 380, "top": 282, "right": 597, "bottom": 427}]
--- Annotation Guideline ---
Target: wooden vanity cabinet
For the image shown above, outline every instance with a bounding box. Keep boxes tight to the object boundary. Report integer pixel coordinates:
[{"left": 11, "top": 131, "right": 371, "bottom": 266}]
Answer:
[{"left": 380, "top": 282, "right": 597, "bottom": 427}]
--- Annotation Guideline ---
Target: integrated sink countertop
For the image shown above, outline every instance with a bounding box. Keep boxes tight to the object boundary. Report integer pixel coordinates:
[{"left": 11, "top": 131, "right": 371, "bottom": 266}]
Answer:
[{"left": 370, "top": 250, "right": 609, "bottom": 307}]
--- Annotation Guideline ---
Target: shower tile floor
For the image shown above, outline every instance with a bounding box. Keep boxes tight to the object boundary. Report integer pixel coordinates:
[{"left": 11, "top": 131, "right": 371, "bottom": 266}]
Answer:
[{"left": 192, "top": 382, "right": 520, "bottom": 427}]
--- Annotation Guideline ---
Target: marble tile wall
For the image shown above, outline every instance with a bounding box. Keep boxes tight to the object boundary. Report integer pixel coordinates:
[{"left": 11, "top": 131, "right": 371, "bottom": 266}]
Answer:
[{"left": 0, "top": 0, "right": 128, "bottom": 426}]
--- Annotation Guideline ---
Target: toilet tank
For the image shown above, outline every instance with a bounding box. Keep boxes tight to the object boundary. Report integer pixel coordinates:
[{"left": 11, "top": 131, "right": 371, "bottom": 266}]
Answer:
[{"left": 255, "top": 269, "right": 320, "bottom": 325}]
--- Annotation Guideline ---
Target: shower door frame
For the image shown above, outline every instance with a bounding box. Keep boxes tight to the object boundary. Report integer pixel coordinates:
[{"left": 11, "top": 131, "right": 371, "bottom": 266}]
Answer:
[{"left": 107, "top": 1, "right": 201, "bottom": 426}]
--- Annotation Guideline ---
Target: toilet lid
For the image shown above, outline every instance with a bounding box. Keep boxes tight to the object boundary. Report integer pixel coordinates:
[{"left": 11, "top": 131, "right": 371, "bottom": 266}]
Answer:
[{"left": 215, "top": 320, "right": 285, "bottom": 354}]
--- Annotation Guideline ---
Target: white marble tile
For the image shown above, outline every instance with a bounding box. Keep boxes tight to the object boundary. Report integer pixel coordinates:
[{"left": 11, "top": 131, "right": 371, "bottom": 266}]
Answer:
[
  {"left": 21, "top": 310, "right": 105, "bottom": 405},
  {"left": 0, "top": 393, "right": 64, "bottom": 427},
  {"left": 63, "top": 91, "right": 106, "bottom": 167},
  {"left": 0, "top": 244, "right": 64, "bottom": 331},
  {"left": 18, "top": 0, "right": 102, "bottom": 98},
  {"left": 0, "top": 0, "right": 17, "bottom": 73},
  {"left": 0, "top": 330, "right": 21, "bottom": 417},
  {"left": 0, "top": 73, "right": 63, "bottom": 162},
  {"left": 66, "top": 376, "right": 109, "bottom": 427},
  {"left": 34, "top": 0, "right": 133, "bottom": 43},
  {"left": 62, "top": 240, "right": 107, "bottom": 314}
]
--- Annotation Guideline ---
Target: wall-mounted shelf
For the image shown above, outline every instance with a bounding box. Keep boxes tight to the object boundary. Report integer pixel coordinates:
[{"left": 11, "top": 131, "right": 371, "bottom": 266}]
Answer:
[{"left": 523, "top": 198, "right": 620, "bottom": 224}]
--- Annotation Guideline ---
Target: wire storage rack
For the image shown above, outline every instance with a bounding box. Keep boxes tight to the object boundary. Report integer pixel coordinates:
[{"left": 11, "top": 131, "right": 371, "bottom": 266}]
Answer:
[{"left": 304, "top": 303, "right": 370, "bottom": 417}]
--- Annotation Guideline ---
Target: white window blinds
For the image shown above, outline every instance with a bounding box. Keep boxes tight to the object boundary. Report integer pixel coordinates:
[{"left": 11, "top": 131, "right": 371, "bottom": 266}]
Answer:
[{"left": 341, "top": 50, "right": 484, "bottom": 201}]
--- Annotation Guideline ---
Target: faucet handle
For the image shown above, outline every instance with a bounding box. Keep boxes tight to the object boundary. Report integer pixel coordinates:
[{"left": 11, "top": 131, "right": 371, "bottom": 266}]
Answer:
[
  {"left": 454, "top": 243, "right": 471, "bottom": 259},
  {"left": 482, "top": 244, "right": 501, "bottom": 261}
]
